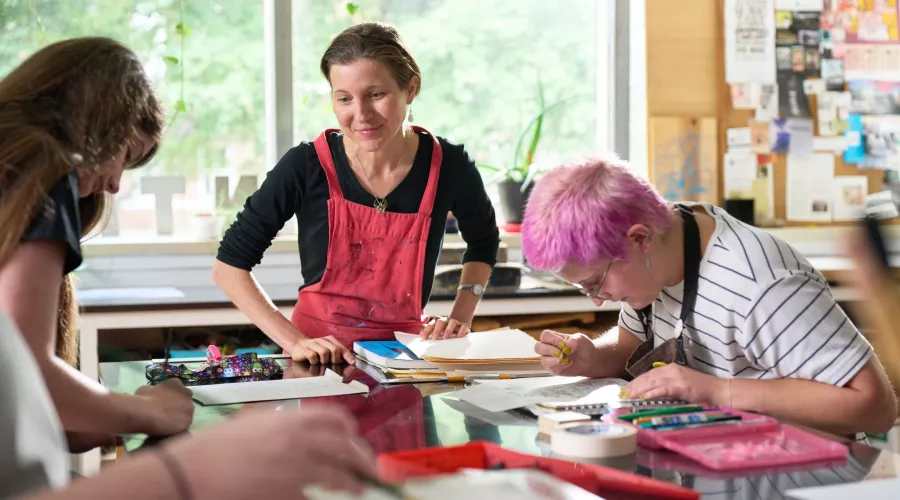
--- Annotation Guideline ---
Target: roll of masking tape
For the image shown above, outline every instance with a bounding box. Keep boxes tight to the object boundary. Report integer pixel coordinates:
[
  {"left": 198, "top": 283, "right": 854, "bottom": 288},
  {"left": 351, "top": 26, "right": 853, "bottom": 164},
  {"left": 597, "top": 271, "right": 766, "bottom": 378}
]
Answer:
[{"left": 550, "top": 423, "right": 637, "bottom": 459}]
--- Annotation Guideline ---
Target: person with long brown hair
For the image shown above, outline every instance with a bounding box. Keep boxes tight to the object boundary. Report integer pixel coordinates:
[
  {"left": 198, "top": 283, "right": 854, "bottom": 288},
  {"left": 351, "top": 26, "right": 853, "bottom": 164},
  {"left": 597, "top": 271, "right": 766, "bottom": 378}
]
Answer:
[
  {"left": 213, "top": 22, "right": 501, "bottom": 365},
  {"left": 0, "top": 37, "right": 378, "bottom": 499},
  {"left": 0, "top": 36, "right": 194, "bottom": 451}
]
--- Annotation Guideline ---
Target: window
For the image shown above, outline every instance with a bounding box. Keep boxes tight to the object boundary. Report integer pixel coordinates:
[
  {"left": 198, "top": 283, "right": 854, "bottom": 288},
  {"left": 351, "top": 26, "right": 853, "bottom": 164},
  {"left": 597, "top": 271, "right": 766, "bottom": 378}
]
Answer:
[
  {"left": 1, "top": 0, "right": 265, "bottom": 240},
  {"left": 291, "top": 0, "right": 602, "bottom": 224},
  {"left": 2, "top": 0, "right": 617, "bottom": 241}
]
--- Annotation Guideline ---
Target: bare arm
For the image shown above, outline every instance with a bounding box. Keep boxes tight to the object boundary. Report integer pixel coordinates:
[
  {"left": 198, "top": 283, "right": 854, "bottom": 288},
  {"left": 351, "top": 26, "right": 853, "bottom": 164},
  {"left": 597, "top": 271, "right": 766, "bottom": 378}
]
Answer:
[
  {"left": 0, "top": 241, "right": 156, "bottom": 434},
  {"left": 723, "top": 359, "right": 897, "bottom": 435},
  {"left": 26, "top": 451, "right": 177, "bottom": 500},
  {"left": 448, "top": 261, "right": 492, "bottom": 325},
  {"left": 211, "top": 259, "right": 303, "bottom": 350}
]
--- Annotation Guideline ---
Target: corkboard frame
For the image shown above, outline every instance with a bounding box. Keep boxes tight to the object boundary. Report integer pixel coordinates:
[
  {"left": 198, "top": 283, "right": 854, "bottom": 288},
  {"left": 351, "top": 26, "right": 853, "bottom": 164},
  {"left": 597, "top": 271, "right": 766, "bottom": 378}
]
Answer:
[{"left": 645, "top": 0, "right": 890, "bottom": 227}]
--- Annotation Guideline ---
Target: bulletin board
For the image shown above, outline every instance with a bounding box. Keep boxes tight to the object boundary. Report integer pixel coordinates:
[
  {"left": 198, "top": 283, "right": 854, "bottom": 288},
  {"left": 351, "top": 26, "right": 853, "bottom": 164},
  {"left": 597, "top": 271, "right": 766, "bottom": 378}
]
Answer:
[{"left": 645, "top": 0, "right": 900, "bottom": 227}]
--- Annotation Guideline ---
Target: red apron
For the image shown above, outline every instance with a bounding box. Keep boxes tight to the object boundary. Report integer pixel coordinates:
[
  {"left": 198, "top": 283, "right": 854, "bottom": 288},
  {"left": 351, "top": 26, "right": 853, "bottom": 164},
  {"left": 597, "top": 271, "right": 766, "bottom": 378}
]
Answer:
[{"left": 290, "top": 126, "right": 442, "bottom": 348}]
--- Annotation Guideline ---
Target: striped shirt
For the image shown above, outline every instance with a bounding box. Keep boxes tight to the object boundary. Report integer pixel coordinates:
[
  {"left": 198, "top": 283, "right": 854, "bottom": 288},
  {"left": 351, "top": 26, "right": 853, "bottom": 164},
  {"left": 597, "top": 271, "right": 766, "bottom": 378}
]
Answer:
[{"left": 618, "top": 203, "right": 872, "bottom": 386}]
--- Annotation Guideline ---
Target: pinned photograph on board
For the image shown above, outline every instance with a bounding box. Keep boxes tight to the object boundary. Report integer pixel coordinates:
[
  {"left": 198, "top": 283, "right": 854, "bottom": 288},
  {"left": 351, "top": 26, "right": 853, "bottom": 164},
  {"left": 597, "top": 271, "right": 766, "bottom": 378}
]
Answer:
[
  {"left": 821, "top": 58, "right": 845, "bottom": 91},
  {"left": 771, "top": 118, "right": 791, "bottom": 153},
  {"left": 775, "top": 10, "right": 793, "bottom": 29},
  {"left": 778, "top": 72, "right": 812, "bottom": 118},
  {"left": 799, "top": 29, "right": 820, "bottom": 46},
  {"left": 791, "top": 46, "right": 806, "bottom": 71},
  {"left": 811, "top": 200, "right": 830, "bottom": 214},
  {"left": 849, "top": 80, "right": 900, "bottom": 115},
  {"left": 776, "top": 47, "right": 793, "bottom": 70}
]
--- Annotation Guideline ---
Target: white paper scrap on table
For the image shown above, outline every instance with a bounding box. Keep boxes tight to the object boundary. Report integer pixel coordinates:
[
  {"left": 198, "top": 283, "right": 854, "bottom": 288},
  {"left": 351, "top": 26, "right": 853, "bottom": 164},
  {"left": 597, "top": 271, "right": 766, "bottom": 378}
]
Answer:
[
  {"left": 448, "top": 376, "right": 626, "bottom": 413},
  {"left": 786, "top": 154, "right": 835, "bottom": 222},
  {"left": 189, "top": 369, "right": 368, "bottom": 405},
  {"left": 785, "top": 477, "right": 900, "bottom": 500},
  {"left": 724, "top": 0, "right": 776, "bottom": 84},
  {"left": 395, "top": 328, "right": 537, "bottom": 360}
]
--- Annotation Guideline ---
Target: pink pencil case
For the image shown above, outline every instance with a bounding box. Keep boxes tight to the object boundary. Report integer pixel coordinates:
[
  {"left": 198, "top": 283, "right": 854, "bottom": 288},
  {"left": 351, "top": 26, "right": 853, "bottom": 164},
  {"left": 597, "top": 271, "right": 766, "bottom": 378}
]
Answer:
[{"left": 603, "top": 406, "right": 848, "bottom": 471}]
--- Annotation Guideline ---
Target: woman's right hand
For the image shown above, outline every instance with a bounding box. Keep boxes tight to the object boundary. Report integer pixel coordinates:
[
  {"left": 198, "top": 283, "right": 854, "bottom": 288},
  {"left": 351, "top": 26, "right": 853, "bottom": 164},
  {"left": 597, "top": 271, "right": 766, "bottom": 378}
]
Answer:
[
  {"left": 534, "top": 330, "right": 597, "bottom": 376},
  {"left": 166, "top": 404, "right": 376, "bottom": 500},
  {"left": 291, "top": 336, "right": 356, "bottom": 365},
  {"left": 134, "top": 378, "right": 195, "bottom": 436}
]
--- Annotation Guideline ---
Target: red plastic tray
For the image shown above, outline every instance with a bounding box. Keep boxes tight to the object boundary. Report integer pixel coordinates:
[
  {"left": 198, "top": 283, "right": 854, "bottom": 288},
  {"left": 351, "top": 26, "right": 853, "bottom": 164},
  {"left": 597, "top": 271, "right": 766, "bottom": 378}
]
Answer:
[{"left": 377, "top": 441, "right": 699, "bottom": 500}]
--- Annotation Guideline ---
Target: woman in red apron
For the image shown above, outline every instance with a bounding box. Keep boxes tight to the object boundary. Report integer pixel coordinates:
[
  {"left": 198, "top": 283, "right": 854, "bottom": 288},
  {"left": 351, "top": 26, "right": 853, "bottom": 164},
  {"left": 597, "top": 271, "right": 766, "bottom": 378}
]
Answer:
[{"left": 213, "top": 22, "right": 500, "bottom": 364}]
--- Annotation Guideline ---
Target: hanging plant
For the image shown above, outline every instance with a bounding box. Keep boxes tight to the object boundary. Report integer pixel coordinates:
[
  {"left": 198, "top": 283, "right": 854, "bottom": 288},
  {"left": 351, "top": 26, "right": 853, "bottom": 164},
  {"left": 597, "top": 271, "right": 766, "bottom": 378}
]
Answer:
[{"left": 164, "top": 0, "right": 189, "bottom": 124}]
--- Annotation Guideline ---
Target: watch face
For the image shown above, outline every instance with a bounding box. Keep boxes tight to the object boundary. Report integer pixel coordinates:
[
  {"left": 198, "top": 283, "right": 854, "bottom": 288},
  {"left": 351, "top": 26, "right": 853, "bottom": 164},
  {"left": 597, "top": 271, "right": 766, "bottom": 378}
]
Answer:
[{"left": 472, "top": 284, "right": 484, "bottom": 295}]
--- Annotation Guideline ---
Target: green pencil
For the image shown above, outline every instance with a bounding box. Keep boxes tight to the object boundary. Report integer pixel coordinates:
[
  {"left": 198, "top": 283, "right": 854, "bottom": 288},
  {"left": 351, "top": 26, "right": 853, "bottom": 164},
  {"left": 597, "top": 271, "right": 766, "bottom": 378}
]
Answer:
[{"left": 617, "top": 405, "right": 705, "bottom": 421}]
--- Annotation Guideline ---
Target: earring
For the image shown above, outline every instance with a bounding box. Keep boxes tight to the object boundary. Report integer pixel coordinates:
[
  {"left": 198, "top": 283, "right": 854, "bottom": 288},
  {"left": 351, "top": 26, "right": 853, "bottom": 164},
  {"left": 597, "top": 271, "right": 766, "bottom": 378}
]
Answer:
[
  {"left": 645, "top": 255, "right": 651, "bottom": 268},
  {"left": 407, "top": 107, "right": 414, "bottom": 123}
]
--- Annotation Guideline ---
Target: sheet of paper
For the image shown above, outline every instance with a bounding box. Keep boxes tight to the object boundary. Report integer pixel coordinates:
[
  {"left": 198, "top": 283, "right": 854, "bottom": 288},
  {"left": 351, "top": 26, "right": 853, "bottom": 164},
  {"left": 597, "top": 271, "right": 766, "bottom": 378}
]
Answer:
[
  {"left": 727, "top": 127, "right": 752, "bottom": 151},
  {"left": 724, "top": 151, "right": 758, "bottom": 198},
  {"left": 189, "top": 369, "right": 368, "bottom": 405},
  {"left": 785, "top": 477, "right": 900, "bottom": 500},
  {"left": 754, "top": 161, "right": 776, "bottom": 222},
  {"left": 832, "top": 176, "right": 868, "bottom": 221},
  {"left": 818, "top": 91, "right": 851, "bottom": 136},
  {"left": 774, "top": 0, "right": 822, "bottom": 10},
  {"left": 449, "top": 376, "right": 626, "bottom": 412},
  {"left": 306, "top": 469, "right": 603, "bottom": 500},
  {"left": 440, "top": 397, "right": 535, "bottom": 427},
  {"left": 813, "top": 135, "right": 849, "bottom": 153},
  {"left": 756, "top": 84, "right": 780, "bottom": 120},
  {"left": 803, "top": 78, "right": 826, "bottom": 95},
  {"left": 725, "top": 0, "right": 776, "bottom": 84},
  {"left": 786, "top": 154, "right": 835, "bottom": 222},
  {"left": 787, "top": 118, "right": 814, "bottom": 154},
  {"left": 750, "top": 120, "right": 772, "bottom": 152},
  {"left": 395, "top": 329, "right": 538, "bottom": 361}
]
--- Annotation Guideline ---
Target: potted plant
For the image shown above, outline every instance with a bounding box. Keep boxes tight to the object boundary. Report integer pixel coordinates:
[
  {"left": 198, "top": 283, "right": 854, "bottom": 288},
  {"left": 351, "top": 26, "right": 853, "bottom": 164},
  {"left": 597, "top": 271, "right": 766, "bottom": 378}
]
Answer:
[{"left": 481, "top": 80, "right": 571, "bottom": 230}]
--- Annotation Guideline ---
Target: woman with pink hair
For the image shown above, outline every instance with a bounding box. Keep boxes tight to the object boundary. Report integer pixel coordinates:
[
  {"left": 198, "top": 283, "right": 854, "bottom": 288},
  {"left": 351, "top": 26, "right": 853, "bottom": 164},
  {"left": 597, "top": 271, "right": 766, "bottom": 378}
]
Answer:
[{"left": 521, "top": 156, "right": 897, "bottom": 436}]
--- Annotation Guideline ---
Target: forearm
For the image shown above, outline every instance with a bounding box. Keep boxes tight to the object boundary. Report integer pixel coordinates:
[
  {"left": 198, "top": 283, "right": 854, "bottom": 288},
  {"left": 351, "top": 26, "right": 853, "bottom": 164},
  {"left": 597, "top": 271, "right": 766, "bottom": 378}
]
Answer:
[
  {"left": 211, "top": 260, "right": 301, "bottom": 349},
  {"left": 449, "top": 261, "right": 492, "bottom": 324},
  {"left": 40, "top": 355, "right": 153, "bottom": 435},
  {"left": 585, "top": 328, "right": 637, "bottom": 379},
  {"left": 717, "top": 377, "right": 895, "bottom": 435},
  {"left": 27, "top": 450, "right": 178, "bottom": 500}
]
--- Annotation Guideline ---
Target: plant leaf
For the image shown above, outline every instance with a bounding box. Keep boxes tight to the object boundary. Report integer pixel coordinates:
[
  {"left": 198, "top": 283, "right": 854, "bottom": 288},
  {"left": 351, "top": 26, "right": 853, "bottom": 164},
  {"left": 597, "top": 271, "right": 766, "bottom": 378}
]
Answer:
[
  {"left": 346, "top": 3, "right": 359, "bottom": 14},
  {"left": 477, "top": 163, "right": 504, "bottom": 172},
  {"left": 174, "top": 99, "right": 187, "bottom": 112},
  {"left": 175, "top": 23, "right": 191, "bottom": 36},
  {"left": 525, "top": 77, "right": 546, "bottom": 167},
  {"left": 163, "top": 56, "right": 179, "bottom": 65}
]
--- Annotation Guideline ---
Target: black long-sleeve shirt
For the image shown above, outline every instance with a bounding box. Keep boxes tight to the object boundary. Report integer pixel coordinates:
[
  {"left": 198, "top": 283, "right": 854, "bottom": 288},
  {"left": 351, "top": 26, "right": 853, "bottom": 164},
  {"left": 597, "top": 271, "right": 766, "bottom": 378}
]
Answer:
[{"left": 217, "top": 129, "right": 500, "bottom": 308}]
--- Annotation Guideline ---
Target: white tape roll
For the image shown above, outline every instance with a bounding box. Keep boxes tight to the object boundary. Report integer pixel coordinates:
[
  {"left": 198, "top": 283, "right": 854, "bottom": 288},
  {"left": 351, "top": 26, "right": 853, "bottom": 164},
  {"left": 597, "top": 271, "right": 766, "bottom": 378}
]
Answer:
[{"left": 550, "top": 423, "right": 637, "bottom": 459}]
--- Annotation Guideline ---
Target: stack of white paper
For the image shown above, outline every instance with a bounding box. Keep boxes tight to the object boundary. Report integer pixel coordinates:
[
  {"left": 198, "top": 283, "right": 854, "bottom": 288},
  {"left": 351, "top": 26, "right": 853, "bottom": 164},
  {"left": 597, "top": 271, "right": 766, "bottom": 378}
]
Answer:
[{"left": 189, "top": 369, "right": 369, "bottom": 405}]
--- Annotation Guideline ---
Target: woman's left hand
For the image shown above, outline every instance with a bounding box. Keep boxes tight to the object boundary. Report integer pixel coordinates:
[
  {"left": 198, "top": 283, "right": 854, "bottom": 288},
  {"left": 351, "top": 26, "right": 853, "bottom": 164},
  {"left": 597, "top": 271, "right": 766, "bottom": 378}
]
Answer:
[
  {"left": 420, "top": 316, "right": 471, "bottom": 340},
  {"left": 622, "top": 364, "right": 728, "bottom": 404}
]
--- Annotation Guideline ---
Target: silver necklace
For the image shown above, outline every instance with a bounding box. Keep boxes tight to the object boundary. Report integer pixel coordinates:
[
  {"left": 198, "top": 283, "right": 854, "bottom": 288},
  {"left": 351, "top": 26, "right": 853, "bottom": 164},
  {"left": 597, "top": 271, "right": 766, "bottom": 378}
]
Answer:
[{"left": 348, "top": 135, "right": 409, "bottom": 214}]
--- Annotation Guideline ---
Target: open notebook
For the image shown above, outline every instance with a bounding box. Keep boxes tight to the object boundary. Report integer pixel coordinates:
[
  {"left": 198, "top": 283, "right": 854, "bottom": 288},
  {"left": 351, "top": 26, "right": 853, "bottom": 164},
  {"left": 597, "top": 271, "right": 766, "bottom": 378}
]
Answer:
[{"left": 451, "top": 376, "right": 686, "bottom": 414}]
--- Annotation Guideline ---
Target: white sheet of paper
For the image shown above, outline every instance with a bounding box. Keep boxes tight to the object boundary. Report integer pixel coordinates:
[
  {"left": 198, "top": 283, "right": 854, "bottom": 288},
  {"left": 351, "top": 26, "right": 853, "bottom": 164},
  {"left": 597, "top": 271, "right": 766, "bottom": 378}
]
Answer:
[
  {"left": 756, "top": 84, "right": 779, "bottom": 121},
  {"left": 305, "top": 469, "right": 603, "bottom": 500},
  {"left": 787, "top": 118, "right": 815, "bottom": 154},
  {"left": 774, "top": 0, "right": 823, "bottom": 10},
  {"left": 725, "top": 0, "right": 776, "bottom": 84},
  {"left": 395, "top": 329, "right": 538, "bottom": 360},
  {"left": 724, "top": 151, "right": 758, "bottom": 198},
  {"left": 785, "top": 478, "right": 900, "bottom": 500},
  {"left": 832, "top": 176, "right": 868, "bottom": 221},
  {"left": 727, "top": 127, "right": 753, "bottom": 151},
  {"left": 813, "top": 136, "right": 849, "bottom": 153},
  {"left": 803, "top": 79, "right": 826, "bottom": 96},
  {"left": 786, "top": 154, "right": 835, "bottom": 222},
  {"left": 189, "top": 369, "right": 368, "bottom": 405},
  {"left": 449, "top": 376, "right": 626, "bottom": 412}
]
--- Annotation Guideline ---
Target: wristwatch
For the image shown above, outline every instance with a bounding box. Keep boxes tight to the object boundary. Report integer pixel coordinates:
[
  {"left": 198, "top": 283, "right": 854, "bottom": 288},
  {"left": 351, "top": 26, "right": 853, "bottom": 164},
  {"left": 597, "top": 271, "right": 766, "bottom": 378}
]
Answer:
[{"left": 458, "top": 283, "right": 485, "bottom": 297}]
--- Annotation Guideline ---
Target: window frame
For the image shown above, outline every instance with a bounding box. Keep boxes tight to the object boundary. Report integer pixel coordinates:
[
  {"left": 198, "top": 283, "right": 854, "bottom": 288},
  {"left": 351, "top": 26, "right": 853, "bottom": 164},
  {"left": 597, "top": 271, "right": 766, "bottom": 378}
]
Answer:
[{"left": 81, "top": 0, "right": 639, "bottom": 255}]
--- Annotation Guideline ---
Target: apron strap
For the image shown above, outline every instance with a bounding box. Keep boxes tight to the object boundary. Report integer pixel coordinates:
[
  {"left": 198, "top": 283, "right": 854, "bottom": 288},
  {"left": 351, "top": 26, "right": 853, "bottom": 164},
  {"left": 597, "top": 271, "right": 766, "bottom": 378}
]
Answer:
[
  {"left": 411, "top": 126, "right": 443, "bottom": 217},
  {"left": 634, "top": 203, "right": 702, "bottom": 365},
  {"left": 313, "top": 129, "right": 345, "bottom": 201}
]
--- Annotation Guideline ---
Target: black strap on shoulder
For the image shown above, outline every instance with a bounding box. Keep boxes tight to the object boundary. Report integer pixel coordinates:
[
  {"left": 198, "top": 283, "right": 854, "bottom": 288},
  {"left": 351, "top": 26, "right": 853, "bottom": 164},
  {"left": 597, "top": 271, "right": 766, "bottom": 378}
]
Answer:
[{"left": 635, "top": 204, "right": 702, "bottom": 365}]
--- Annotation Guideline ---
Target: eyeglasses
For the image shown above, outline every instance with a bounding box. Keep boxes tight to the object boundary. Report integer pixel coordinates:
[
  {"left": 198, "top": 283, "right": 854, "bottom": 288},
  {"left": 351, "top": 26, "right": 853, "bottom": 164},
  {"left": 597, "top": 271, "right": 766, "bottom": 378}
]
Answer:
[{"left": 573, "top": 261, "right": 613, "bottom": 300}]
